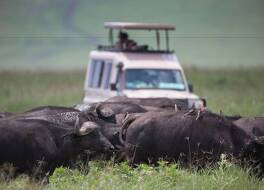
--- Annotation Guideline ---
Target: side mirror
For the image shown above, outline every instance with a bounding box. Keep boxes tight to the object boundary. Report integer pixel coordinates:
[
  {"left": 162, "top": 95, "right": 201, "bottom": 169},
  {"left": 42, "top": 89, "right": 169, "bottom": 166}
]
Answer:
[
  {"left": 117, "top": 62, "right": 124, "bottom": 69},
  {"left": 188, "top": 84, "right": 194, "bottom": 93},
  {"left": 110, "top": 83, "right": 117, "bottom": 91},
  {"left": 112, "top": 62, "right": 123, "bottom": 92}
]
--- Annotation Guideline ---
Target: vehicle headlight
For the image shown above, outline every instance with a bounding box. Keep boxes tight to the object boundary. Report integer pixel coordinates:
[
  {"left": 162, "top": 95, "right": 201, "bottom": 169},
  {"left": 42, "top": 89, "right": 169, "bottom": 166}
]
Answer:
[{"left": 188, "top": 99, "right": 204, "bottom": 109}]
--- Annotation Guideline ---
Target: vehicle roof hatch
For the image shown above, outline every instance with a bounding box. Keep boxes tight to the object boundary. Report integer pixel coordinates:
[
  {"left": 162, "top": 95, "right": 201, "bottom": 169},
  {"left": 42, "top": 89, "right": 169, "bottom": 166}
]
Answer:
[{"left": 99, "top": 22, "right": 176, "bottom": 53}]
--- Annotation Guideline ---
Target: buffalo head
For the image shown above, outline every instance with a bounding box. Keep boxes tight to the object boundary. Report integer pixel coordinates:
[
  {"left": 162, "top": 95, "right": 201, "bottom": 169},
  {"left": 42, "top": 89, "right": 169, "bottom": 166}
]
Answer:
[{"left": 73, "top": 117, "right": 115, "bottom": 153}]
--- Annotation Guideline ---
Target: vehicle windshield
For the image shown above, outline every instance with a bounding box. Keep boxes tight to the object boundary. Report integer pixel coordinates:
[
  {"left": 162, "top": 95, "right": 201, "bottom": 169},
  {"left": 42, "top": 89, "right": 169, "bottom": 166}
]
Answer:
[{"left": 125, "top": 69, "right": 186, "bottom": 91}]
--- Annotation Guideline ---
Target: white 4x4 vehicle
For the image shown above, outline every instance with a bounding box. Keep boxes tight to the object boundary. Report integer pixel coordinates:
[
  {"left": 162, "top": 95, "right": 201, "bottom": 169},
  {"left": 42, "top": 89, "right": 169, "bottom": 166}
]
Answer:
[{"left": 83, "top": 22, "right": 203, "bottom": 108}]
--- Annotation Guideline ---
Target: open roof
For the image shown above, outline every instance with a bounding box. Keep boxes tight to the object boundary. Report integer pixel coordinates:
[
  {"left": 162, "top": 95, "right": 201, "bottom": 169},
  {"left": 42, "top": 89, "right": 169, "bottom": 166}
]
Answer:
[{"left": 104, "top": 22, "right": 175, "bottom": 30}]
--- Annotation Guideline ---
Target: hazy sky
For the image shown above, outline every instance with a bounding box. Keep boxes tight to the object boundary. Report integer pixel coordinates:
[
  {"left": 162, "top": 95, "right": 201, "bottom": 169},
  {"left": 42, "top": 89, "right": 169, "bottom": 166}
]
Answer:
[
  {"left": 0, "top": 0, "right": 263, "bottom": 69},
  {"left": 0, "top": 0, "right": 263, "bottom": 35}
]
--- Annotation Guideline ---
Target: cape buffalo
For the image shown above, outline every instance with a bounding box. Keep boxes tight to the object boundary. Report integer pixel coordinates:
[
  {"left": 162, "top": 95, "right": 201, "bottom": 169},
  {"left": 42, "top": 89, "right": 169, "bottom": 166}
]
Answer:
[
  {"left": 0, "top": 117, "right": 114, "bottom": 178},
  {"left": 1, "top": 105, "right": 125, "bottom": 158},
  {"left": 121, "top": 110, "right": 264, "bottom": 171},
  {"left": 5, "top": 106, "right": 116, "bottom": 138}
]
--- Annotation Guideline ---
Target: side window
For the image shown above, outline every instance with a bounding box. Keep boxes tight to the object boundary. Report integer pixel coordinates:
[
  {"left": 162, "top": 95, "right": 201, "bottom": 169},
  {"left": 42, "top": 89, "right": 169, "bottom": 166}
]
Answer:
[
  {"left": 101, "top": 62, "right": 112, "bottom": 89},
  {"left": 91, "top": 61, "right": 102, "bottom": 88},
  {"left": 87, "top": 60, "right": 111, "bottom": 89},
  {"left": 98, "top": 61, "right": 105, "bottom": 87},
  {"left": 87, "top": 60, "right": 96, "bottom": 87}
]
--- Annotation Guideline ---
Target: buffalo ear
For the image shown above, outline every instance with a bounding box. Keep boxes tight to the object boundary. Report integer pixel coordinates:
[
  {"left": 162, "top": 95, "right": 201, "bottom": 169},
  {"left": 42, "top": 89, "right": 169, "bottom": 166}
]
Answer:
[{"left": 77, "top": 121, "right": 99, "bottom": 136}]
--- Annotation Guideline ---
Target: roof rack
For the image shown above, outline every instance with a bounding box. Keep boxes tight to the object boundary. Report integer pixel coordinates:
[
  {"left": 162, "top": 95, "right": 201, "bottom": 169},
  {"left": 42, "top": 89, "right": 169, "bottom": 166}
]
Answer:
[
  {"left": 104, "top": 22, "right": 175, "bottom": 30},
  {"left": 103, "top": 22, "right": 176, "bottom": 52}
]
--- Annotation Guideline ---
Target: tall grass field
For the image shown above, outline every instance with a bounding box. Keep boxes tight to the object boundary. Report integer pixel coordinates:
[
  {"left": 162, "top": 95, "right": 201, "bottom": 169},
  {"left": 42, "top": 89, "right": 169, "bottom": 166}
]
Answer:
[{"left": 0, "top": 68, "right": 264, "bottom": 189}]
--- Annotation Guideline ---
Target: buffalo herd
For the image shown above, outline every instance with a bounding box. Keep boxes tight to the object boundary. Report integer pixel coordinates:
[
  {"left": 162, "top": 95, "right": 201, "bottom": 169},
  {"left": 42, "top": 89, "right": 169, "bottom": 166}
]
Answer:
[{"left": 0, "top": 97, "right": 264, "bottom": 180}]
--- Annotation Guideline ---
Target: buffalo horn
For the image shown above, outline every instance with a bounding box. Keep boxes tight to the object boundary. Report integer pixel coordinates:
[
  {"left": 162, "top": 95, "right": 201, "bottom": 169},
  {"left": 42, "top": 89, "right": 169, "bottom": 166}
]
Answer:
[{"left": 77, "top": 121, "right": 99, "bottom": 136}]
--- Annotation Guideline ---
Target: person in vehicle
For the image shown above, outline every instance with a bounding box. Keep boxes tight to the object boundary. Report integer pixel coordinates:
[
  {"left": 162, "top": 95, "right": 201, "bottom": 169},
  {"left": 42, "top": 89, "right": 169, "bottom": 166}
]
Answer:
[{"left": 116, "top": 32, "right": 137, "bottom": 50}]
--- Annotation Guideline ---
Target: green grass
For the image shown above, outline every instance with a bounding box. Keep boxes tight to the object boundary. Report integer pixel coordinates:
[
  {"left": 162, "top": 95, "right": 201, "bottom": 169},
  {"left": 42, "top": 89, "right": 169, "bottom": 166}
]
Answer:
[
  {"left": 0, "top": 68, "right": 263, "bottom": 116},
  {"left": 1, "top": 159, "right": 263, "bottom": 190},
  {"left": 186, "top": 68, "right": 264, "bottom": 116},
  {"left": 46, "top": 158, "right": 263, "bottom": 190},
  {"left": 0, "top": 68, "right": 264, "bottom": 189},
  {"left": 0, "top": 70, "right": 84, "bottom": 112}
]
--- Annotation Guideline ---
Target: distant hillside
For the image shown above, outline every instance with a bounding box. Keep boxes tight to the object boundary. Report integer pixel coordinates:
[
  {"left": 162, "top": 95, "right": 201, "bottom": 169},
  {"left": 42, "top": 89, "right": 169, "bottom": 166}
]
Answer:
[{"left": 0, "top": 0, "right": 263, "bottom": 70}]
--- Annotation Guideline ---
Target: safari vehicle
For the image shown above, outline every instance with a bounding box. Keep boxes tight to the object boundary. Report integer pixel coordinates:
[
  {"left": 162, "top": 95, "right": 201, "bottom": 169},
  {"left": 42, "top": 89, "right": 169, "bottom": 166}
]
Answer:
[{"left": 83, "top": 22, "right": 203, "bottom": 108}]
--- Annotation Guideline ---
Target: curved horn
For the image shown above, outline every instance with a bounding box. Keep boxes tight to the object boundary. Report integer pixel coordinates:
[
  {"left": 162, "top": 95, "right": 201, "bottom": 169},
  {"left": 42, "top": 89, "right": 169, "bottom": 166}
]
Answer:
[
  {"left": 95, "top": 103, "right": 102, "bottom": 114},
  {"left": 77, "top": 121, "right": 99, "bottom": 136},
  {"left": 119, "top": 115, "right": 137, "bottom": 145},
  {"left": 124, "top": 112, "right": 129, "bottom": 120}
]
